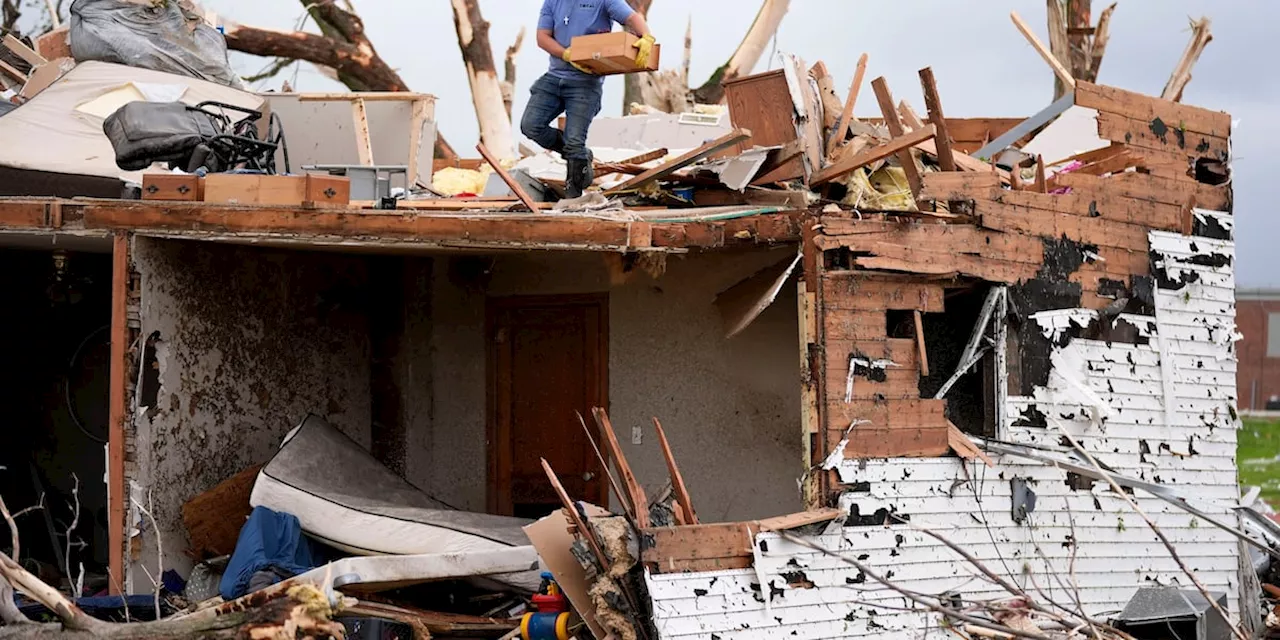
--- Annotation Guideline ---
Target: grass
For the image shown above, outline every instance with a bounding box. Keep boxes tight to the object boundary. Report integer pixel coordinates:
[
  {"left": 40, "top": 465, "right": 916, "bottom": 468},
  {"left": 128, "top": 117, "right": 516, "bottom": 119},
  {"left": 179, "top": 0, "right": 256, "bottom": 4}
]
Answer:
[{"left": 1240, "top": 417, "right": 1280, "bottom": 505}]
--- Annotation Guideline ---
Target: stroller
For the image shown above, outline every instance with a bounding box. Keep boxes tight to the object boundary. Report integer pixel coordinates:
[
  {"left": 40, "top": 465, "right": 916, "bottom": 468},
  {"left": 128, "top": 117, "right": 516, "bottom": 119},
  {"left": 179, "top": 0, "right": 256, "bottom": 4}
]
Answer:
[{"left": 103, "top": 100, "right": 289, "bottom": 174}]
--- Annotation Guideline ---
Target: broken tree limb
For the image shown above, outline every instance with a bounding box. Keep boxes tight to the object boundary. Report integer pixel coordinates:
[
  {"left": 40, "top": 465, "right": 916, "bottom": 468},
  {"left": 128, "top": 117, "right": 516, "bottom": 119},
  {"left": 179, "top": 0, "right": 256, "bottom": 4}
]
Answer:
[
  {"left": 810, "top": 124, "right": 936, "bottom": 186},
  {"left": 1162, "top": 17, "right": 1212, "bottom": 102},
  {"left": 871, "top": 77, "right": 923, "bottom": 197},
  {"left": 451, "top": 0, "right": 515, "bottom": 159},
  {"left": 691, "top": 0, "right": 790, "bottom": 104},
  {"left": 1011, "top": 10, "right": 1076, "bottom": 93},
  {"left": 1087, "top": 3, "right": 1117, "bottom": 83},
  {"left": 652, "top": 418, "right": 697, "bottom": 525}
]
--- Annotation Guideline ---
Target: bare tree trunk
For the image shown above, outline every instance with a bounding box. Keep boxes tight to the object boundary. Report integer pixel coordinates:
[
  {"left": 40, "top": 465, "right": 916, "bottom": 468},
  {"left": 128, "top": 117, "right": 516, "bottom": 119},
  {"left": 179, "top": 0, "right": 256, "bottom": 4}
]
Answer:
[
  {"left": 691, "top": 0, "right": 789, "bottom": 104},
  {"left": 621, "top": 0, "right": 653, "bottom": 113},
  {"left": 451, "top": 0, "right": 515, "bottom": 160},
  {"left": 1162, "top": 17, "right": 1211, "bottom": 102},
  {"left": 1046, "top": 0, "right": 1115, "bottom": 100},
  {"left": 502, "top": 27, "right": 525, "bottom": 120},
  {"left": 224, "top": 0, "right": 459, "bottom": 161}
]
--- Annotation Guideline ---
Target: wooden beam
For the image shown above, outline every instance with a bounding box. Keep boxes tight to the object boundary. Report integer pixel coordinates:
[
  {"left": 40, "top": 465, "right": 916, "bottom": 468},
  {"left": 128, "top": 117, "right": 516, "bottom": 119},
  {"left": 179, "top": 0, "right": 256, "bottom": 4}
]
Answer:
[
  {"left": 652, "top": 418, "right": 697, "bottom": 525},
  {"left": 617, "top": 148, "right": 668, "bottom": 165},
  {"left": 477, "top": 142, "right": 539, "bottom": 212},
  {"left": 918, "top": 67, "right": 957, "bottom": 172},
  {"left": 810, "top": 124, "right": 936, "bottom": 187},
  {"left": 606, "top": 129, "right": 751, "bottom": 195},
  {"left": 897, "top": 100, "right": 925, "bottom": 130},
  {"left": 827, "top": 53, "right": 869, "bottom": 160},
  {"left": 1011, "top": 10, "right": 1076, "bottom": 92},
  {"left": 3, "top": 34, "right": 45, "bottom": 67},
  {"left": 592, "top": 408, "right": 650, "bottom": 528},
  {"left": 541, "top": 459, "right": 610, "bottom": 569},
  {"left": 352, "top": 98, "right": 374, "bottom": 166},
  {"left": 756, "top": 508, "right": 843, "bottom": 532},
  {"left": 107, "top": 233, "right": 128, "bottom": 595},
  {"left": 298, "top": 92, "right": 436, "bottom": 102},
  {"left": 870, "top": 77, "right": 923, "bottom": 197},
  {"left": 913, "top": 310, "right": 930, "bottom": 377},
  {"left": 0, "top": 58, "right": 26, "bottom": 83}
]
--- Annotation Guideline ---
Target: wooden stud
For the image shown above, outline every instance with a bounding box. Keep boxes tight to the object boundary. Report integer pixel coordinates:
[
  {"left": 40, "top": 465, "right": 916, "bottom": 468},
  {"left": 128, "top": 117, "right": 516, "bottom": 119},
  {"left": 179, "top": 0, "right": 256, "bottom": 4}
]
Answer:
[
  {"left": 592, "top": 408, "right": 650, "bottom": 528},
  {"left": 476, "top": 142, "right": 540, "bottom": 213},
  {"left": 810, "top": 124, "right": 936, "bottom": 186},
  {"left": 828, "top": 53, "right": 869, "bottom": 160},
  {"left": 1034, "top": 155, "right": 1047, "bottom": 193},
  {"left": 0, "top": 58, "right": 26, "bottom": 83},
  {"left": 652, "top": 418, "right": 697, "bottom": 525},
  {"left": 606, "top": 129, "right": 751, "bottom": 195},
  {"left": 919, "top": 67, "right": 957, "bottom": 172},
  {"left": 107, "top": 233, "right": 128, "bottom": 595},
  {"left": 406, "top": 98, "right": 429, "bottom": 188},
  {"left": 1010, "top": 11, "right": 1076, "bottom": 92},
  {"left": 541, "top": 459, "right": 610, "bottom": 570},
  {"left": 617, "top": 148, "right": 668, "bottom": 165},
  {"left": 913, "top": 310, "right": 930, "bottom": 377},
  {"left": 870, "top": 76, "right": 924, "bottom": 197},
  {"left": 3, "top": 34, "right": 45, "bottom": 67},
  {"left": 352, "top": 98, "right": 374, "bottom": 166}
]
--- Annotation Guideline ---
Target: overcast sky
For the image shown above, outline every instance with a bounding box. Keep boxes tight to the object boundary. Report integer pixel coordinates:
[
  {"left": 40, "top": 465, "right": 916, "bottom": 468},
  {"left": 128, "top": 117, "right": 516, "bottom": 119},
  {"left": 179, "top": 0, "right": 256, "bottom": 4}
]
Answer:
[{"left": 197, "top": 0, "right": 1276, "bottom": 286}]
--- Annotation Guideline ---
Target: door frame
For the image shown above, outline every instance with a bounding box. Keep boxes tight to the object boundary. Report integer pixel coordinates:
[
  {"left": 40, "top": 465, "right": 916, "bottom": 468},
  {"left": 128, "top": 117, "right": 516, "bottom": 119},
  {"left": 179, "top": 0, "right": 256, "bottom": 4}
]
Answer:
[{"left": 485, "top": 293, "right": 609, "bottom": 515}]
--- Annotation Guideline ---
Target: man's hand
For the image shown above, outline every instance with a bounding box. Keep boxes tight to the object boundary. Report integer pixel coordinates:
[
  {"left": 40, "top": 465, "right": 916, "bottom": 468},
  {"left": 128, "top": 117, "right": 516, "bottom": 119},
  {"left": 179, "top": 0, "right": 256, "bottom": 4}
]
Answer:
[
  {"left": 561, "top": 49, "right": 595, "bottom": 74},
  {"left": 633, "top": 34, "right": 656, "bottom": 68}
]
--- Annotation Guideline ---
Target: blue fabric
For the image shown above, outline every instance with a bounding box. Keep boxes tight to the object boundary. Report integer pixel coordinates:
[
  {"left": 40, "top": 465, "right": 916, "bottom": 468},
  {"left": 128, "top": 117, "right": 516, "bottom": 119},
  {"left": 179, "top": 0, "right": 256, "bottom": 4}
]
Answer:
[
  {"left": 538, "top": 0, "right": 634, "bottom": 81},
  {"left": 17, "top": 595, "right": 168, "bottom": 622},
  {"left": 521, "top": 73, "right": 603, "bottom": 160},
  {"left": 218, "top": 506, "right": 318, "bottom": 600}
]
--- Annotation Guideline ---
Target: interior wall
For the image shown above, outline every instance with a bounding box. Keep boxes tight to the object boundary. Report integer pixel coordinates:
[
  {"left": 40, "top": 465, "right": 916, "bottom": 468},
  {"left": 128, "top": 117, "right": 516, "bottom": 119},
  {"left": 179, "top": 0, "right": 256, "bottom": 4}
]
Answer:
[
  {"left": 131, "top": 238, "right": 374, "bottom": 581},
  {"left": 0, "top": 248, "right": 112, "bottom": 575},
  {"left": 419, "top": 248, "right": 804, "bottom": 522}
]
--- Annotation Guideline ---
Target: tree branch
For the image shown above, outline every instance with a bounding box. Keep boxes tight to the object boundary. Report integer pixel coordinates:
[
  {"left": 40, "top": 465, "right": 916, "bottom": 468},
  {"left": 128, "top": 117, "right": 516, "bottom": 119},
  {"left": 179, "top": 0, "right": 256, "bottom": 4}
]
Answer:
[{"left": 691, "top": 0, "right": 789, "bottom": 104}]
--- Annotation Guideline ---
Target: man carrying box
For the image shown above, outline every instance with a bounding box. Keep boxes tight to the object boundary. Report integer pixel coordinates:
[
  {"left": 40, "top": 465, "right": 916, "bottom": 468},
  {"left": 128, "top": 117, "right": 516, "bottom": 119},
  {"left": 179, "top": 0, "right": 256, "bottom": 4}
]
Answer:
[{"left": 521, "top": 0, "right": 654, "bottom": 199}]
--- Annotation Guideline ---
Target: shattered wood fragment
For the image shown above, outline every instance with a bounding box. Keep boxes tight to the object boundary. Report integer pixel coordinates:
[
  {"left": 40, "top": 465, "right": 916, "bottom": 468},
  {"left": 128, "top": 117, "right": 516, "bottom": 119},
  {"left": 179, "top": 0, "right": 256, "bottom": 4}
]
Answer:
[
  {"left": 593, "top": 408, "right": 650, "bottom": 528},
  {"left": 810, "top": 125, "right": 936, "bottom": 187},
  {"left": 1094, "top": 111, "right": 1228, "bottom": 159},
  {"left": 897, "top": 100, "right": 926, "bottom": 130},
  {"left": 1162, "top": 17, "right": 1212, "bottom": 102},
  {"left": 1034, "top": 155, "right": 1047, "bottom": 193},
  {"left": 1011, "top": 10, "right": 1075, "bottom": 91},
  {"left": 652, "top": 418, "right": 698, "bottom": 525},
  {"left": 947, "top": 423, "right": 995, "bottom": 467},
  {"left": 828, "top": 53, "right": 869, "bottom": 160},
  {"left": 617, "top": 148, "right": 669, "bottom": 165},
  {"left": 919, "top": 67, "right": 957, "bottom": 173},
  {"left": 477, "top": 142, "right": 539, "bottom": 212},
  {"left": 641, "top": 523, "right": 754, "bottom": 572},
  {"left": 913, "top": 310, "right": 930, "bottom": 377},
  {"left": 810, "top": 61, "right": 843, "bottom": 131},
  {"left": 606, "top": 129, "right": 752, "bottom": 195},
  {"left": 757, "top": 508, "right": 843, "bottom": 531},
  {"left": 1072, "top": 148, "right": 1138, "bottom": 177},
  {"left": 541, "top": 458, "right": 611, "bottom": 569},
  {"left": 870, "top": 77, "right": 924, "bottom": 197}
]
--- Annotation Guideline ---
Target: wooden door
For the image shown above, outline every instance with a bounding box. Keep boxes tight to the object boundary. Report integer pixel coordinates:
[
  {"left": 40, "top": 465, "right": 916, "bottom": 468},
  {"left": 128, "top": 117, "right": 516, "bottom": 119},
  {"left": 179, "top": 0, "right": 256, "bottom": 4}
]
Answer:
[{"left": 487, "top": 294, "right": 608, "bottom": 518}]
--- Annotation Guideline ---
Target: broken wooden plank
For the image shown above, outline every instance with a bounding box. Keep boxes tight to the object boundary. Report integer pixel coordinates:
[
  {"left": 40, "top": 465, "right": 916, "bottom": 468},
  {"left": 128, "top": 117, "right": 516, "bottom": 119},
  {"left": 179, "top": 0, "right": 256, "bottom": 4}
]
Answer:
[
  {"left": 1034, "top": 155, "right": 1047, "bottom": 193},
  {"left": 541, "top": 458, "right": 610, "bottom": 569},
  {"left": 810, "top": 125, "right": 936, "bottom": 187},
  {"left": 870, "top": 77, "right": 923, "bottom": 197},
  {"left": 820, "top": 275, "right": 946, "bottom": 313},
  {"left": 641, "top": 523, "right": 754, "bottom": 564},
  {"left": 898, "top": 100, "right": 926, "bottom": 130},
  {"left": 918, "top": 172, "right": 1000, "bottom": 202},
  {"left": 810, "top": 61, "right": 843, "bottom": 131},
  {"left": 1011, "top": 11, "right": 1075, "bottom": 91},
  {"left": 913, "top": 310, "right": 930, "bottom": 377},
  {"left": 592, "top": 408, "right": 650, "bottom": 528},
  {"left": 947, "top": 423, "right": 995, "bottom": 468},
  {"left": 828, "top": 53, "right": 869, "bottom": 160},
  {"left": 618, "top": 148, "right": 669, "bottom": 165},
  {"left": 1094, "top": 111, "right": 1228, "bottom": 159},
  {"left": 979, "top": 203, "right": 1150, "bottom": 251},
  {"left": 757, "top": 508, "right": 844, "bottom": 532},
  {"left": 3, "top": 34, "right": 45, "bottom": 67},
  {"left": 788, "top": 55, "right": 826, "bottom": 183},
  {"left": 919, "top": 67, "right": 958, "bottom": 173},
  {"left": 0, "top": 58, "right": 26, "bottom": 83},
  {"left": 606, "top": 129, "right": 751, "bottom": 195},
  {"left": 652, "top": 418, "right": 698, "bottom": 525},
  {"left": 1075, "top": 81, "right": 1231, "bottom": 137},
  {"left": 477, "top": 142, "right": 540, "bottom": 213}
]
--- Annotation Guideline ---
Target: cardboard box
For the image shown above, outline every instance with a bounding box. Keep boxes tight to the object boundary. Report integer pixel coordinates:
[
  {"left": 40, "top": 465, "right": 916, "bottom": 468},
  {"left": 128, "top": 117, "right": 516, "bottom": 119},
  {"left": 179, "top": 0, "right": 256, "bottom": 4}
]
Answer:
[
  {"left": 204, "top": 174, "right": 307, "bottom": 206},
  {"left": 568, "top": 32, "right": 660, "bottom": 76},
  {"left": 142, "top": 173, "right": 203, "bottom": 202},
  {"left": 305, "top": 174, "right": 351, "bottom": 208}
]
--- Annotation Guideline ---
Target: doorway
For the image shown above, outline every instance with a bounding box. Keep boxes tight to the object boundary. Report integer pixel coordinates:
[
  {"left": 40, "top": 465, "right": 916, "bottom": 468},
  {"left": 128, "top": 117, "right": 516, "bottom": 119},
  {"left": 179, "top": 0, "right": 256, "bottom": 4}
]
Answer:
[{"left": 486, "top": 294, "right": 608, "bottom": 518}]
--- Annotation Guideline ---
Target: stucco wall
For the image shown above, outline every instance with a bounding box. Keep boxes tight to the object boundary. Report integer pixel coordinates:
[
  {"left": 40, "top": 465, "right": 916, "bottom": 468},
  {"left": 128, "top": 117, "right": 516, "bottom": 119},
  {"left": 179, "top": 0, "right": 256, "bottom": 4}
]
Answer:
[
  {"left": 420, "top": 248, "right": 805, "bottom": 521},
  {"left": 129, "top": 238, "right": 373, "bottom": 583}
]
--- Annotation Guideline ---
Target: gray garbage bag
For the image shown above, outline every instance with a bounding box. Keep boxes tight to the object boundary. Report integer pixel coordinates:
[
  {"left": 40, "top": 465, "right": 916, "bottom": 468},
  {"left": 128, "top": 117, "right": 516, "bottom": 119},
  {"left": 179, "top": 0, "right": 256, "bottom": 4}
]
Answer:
[{"left": 69, "top": 0, "right": 242, "bottom": 88}]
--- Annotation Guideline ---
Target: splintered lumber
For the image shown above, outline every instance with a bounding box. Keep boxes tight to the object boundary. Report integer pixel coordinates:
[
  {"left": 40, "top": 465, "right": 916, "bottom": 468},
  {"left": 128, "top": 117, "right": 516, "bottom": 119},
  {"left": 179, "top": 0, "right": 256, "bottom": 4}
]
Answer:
[
  {"left": 918, "top": 67, "right": 957, "bottom": 172},
  {"left": 810, "top": 61, "right": 843, "bottom": 131},
  {"left": 1010, "top": 11, "right": 1075, "bottom": 92},
  {"left": 810, "top": 124, "right": 936, "bottom": 186},
  {"left": 947, "top": 422, "right": 995, "bottom": 468},
  {"left": 477, "top": 142, "right": 540, "bottom": 213},
  {"left": 913, "top": 310, "right": 930, "bottom": 377},
  {"left": 1162, "top": 17, "right": 1212, "bottom": 102},
  {"left": 652, "top": 418, "right": 698, "bottom": 525},
  {"left": 592, "top": 408, "right": 650, "bottom": 528},
  {"left": 1034, "top": 155, "right": 1047, "bottom": 193},
  {"left": 0, "top": 59, "right": 25, "bottom": 83},
  {"left": 871, "top": 77, "right": 924, "bottom": 197},
  {"left": 541, "top": 458, "right": 610, "bottom": 569},
  {"left": 618, "top": 148, "right": 669, "bottom": 165},
  {"left": 605, "top": 129, "right": 751, "bottom": 195},
  {"left": 897, "top": 100, "right": 926, "bottom": 130},
  {"left": 2, "top": 34, "right": 45, "bottom": 67},
  {"left": 919, "top": 172, "right": 1000, "bottom": 201},
  {"left": 828, "top": 53, "right": 869, "bottom": 160},
  {"left": 757, "top": 508, "right": 844, "bottom": 531}
]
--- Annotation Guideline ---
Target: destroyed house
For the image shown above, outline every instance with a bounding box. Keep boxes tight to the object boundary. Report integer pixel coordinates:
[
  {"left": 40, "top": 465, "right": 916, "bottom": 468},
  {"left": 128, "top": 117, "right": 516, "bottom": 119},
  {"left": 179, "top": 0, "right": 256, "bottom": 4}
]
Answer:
[{"left": 0, "top": 54, "right": 1250, "bottom": 640}]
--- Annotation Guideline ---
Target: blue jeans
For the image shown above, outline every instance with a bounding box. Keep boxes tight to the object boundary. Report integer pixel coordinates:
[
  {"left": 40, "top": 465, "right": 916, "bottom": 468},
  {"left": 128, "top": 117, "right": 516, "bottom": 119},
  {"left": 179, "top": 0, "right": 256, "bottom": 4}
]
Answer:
[{"left": 520, "top": 73, "right": 603, "bottom": 161}]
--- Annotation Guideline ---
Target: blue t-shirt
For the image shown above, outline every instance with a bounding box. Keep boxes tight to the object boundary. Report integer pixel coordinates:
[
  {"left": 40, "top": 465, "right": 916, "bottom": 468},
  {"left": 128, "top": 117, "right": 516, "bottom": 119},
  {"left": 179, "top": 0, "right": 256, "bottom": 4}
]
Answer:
[{"left": 538, "top": 0, "right": 635, "bottom": 81}]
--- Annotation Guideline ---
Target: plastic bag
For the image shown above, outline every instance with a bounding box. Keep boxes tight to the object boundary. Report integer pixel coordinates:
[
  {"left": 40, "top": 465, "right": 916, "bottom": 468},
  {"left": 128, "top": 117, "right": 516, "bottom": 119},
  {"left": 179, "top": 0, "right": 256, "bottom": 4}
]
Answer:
[{"left": 69, "top": 0, "right": 242, "bottom": 89}]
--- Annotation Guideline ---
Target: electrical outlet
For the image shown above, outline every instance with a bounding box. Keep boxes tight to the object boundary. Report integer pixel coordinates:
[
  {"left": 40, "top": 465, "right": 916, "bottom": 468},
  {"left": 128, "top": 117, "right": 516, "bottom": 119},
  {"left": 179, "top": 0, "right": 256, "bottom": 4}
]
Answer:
[{"left": 631, "top": 424, "right": 643, "bottom": 445}]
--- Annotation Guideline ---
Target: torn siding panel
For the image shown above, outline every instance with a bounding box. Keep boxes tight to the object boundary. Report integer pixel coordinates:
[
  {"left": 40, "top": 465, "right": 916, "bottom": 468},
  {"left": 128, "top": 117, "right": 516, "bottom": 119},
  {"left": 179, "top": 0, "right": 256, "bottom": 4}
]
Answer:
[{"left": 649, "top": 220, "right": 1242, "bottom": 639}]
